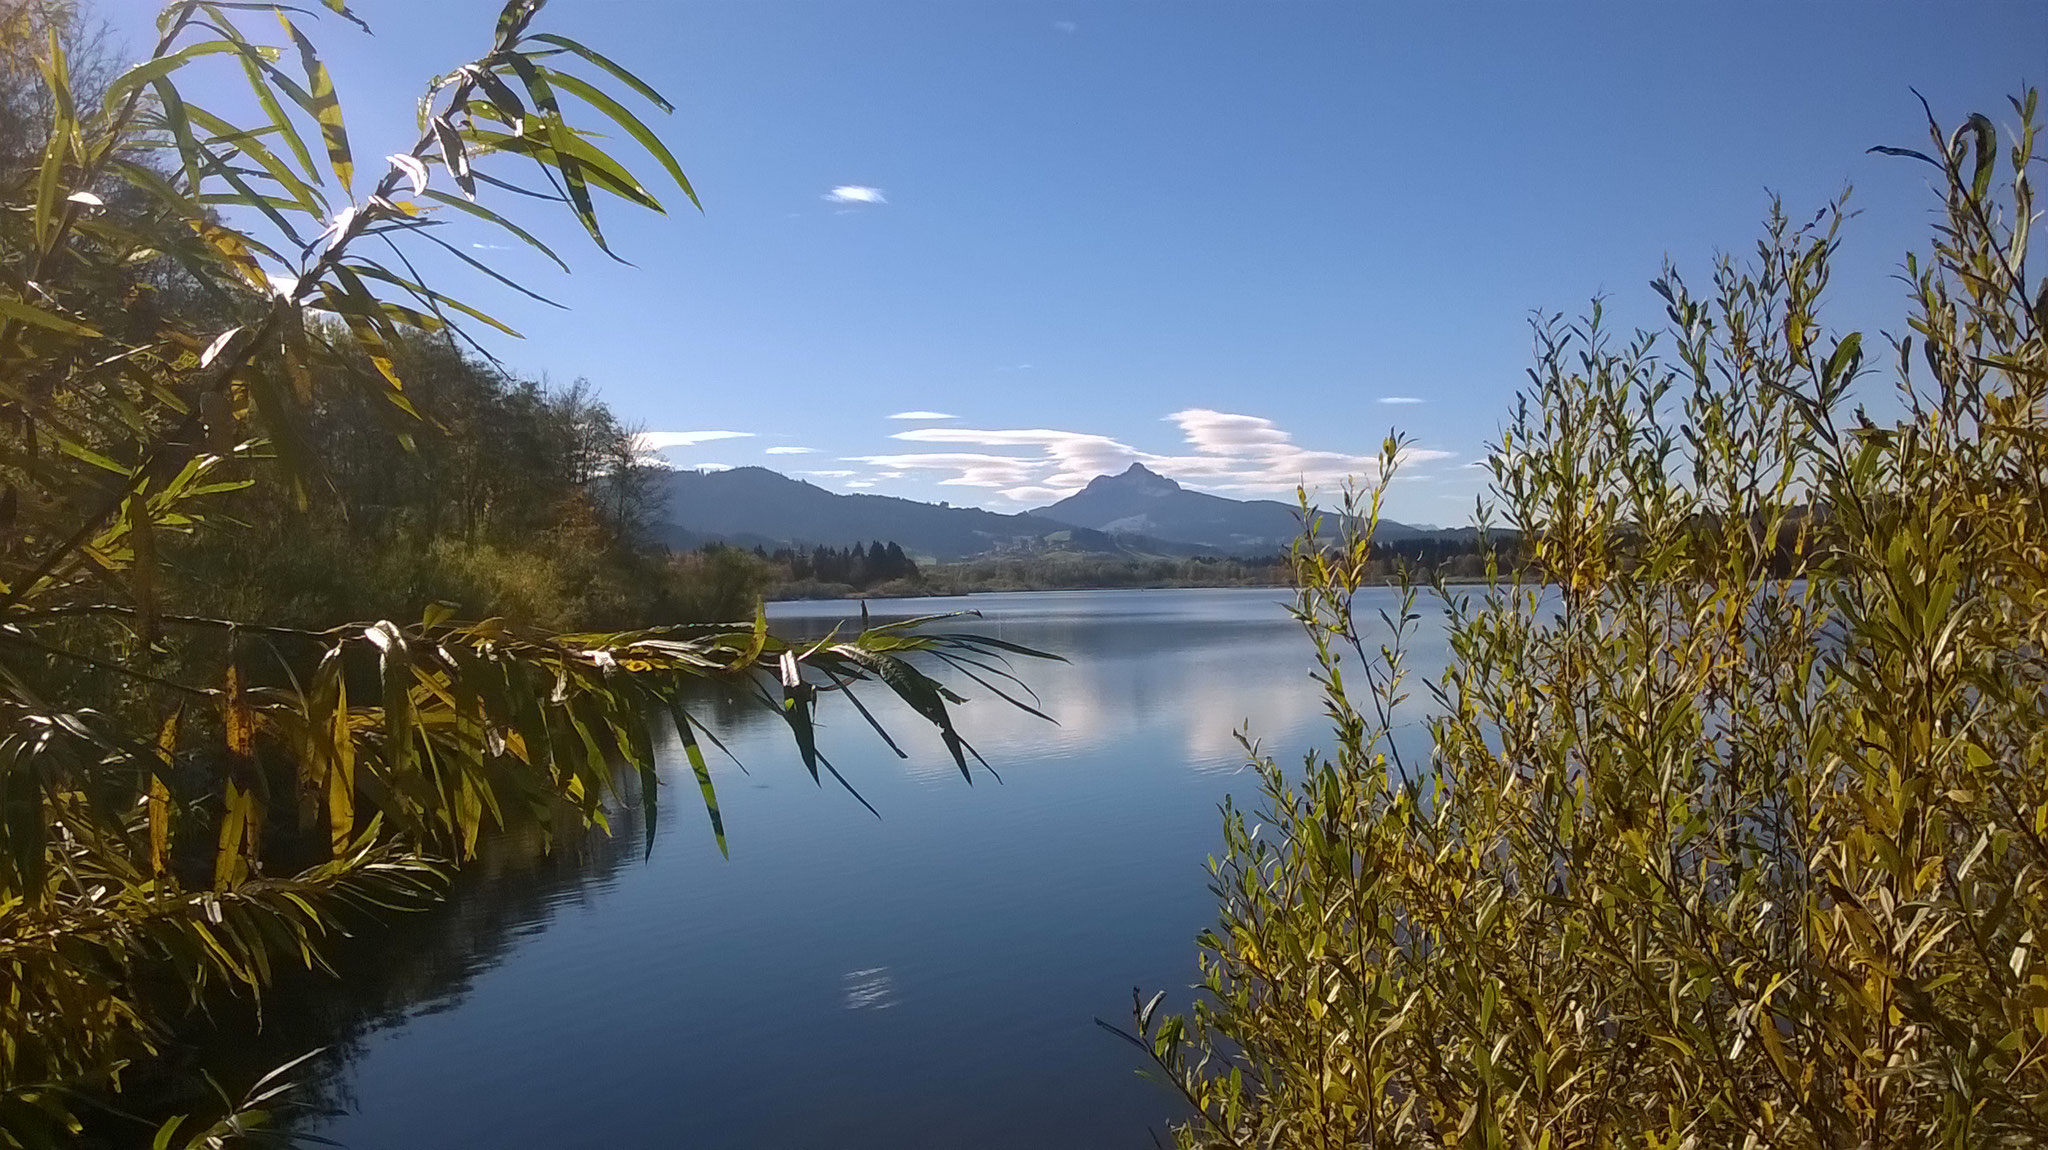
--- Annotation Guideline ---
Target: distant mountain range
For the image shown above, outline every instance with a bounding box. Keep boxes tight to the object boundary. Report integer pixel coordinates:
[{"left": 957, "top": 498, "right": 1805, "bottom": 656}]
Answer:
[{"left": 653, "top": 463, "right": 1453, "bottom": 562}]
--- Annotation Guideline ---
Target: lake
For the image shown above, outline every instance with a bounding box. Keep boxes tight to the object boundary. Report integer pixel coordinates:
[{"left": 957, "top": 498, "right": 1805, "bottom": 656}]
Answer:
[{"left": 199, "top": 586, "right": 1445, "bottom": 1149}]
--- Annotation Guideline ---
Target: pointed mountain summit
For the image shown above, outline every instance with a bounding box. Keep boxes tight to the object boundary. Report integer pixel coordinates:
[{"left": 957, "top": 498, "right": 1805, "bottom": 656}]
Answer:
[
  {"left": 1084, "top": 462, "right": 1181, "bottom": 497},
  {"left": 1036, "top": 465, "right": 1432, "bottom": 553}
]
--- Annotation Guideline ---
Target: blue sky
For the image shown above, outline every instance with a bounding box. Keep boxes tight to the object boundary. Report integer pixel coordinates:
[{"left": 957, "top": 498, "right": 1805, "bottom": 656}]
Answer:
[{"left": 115, "top": 1, "right": 2046, "bottom": 521}]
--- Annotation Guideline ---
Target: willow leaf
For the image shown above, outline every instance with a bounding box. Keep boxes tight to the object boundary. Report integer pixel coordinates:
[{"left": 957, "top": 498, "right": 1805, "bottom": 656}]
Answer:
[
  {"left": 347, "top": 261, "right": 527, "bottom": 336},
  {"left": 125, "top": 486, "right": 159, "bottom": 645},
  {"left": 543, "top": 67, "right": 697, "bottom": 209},
  {"left": 150, "top": 710, "right": 180, "bottom": 879},
  {"left": 279, "top": 13, "right": 351, "bottom": 191},
  {"left": 500, "top": 55, "right": 615, "bottom": 255},
  {"left": 365, "top": 621, "right": 414, "bottom": 779},
  {"left": 216, "top": 664, "right": 262, "bottom": 889},
  {"left": 528, "top": 33, "right": 672, "bottom": 113},
  {"left": 184, "top": 103, "right": 326, "bottom": 218},
  {"left": 666, "top": 701, "right": 726, "bottom": 858},
  {"left": 0, "top": 296, "right": 101, "bottom": 338},
  {"left": 433, "top": 116, "right": 474, "bottom": 198},
  {"left": 104, "top": 40, "right": 249, "bottom": 107},
  {"left": 465, "top": 126, "right": 660, "bottom": 211},
  {"left": 327, "top": 660, "right": 355, "bottom": 856},
  {"left": 420, "top": 189, "right": 569, "bottom": 271}
]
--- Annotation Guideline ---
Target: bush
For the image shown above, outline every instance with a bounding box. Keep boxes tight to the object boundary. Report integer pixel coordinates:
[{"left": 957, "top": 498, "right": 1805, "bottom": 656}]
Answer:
[{"left": 1122, "top": 93, "right": 2048, "bottom": 1147}]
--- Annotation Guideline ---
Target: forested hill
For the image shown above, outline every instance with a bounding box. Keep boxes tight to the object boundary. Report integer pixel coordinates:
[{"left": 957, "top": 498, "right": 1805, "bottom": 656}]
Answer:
[{"left": 653, "top": 466, "right": 1216, "bottom": 561}]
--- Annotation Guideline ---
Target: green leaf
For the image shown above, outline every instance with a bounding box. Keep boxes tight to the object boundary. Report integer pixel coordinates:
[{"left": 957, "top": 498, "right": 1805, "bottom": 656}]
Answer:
[
  {"left": 1826, "top": 332, "right": 1863, "bottom": 385},
  {"left": 421, "top": 190, "right": 569, "bottom": 272},
  {"left": 33, "top": 30, "right": 74, "bottom": 250},
  {"left": 319, "top": 650, "right": 355, "bottom": 856},
  {"left": 318, "top": 0, "right": 372, "bottom": 33},
  {"left": 104, "top": 40, "right": 251, "bottom": 107},
  {"left": 466, "top": 125, "right": 660, "bottom": 212},
  {"left": 365, "top": 621, "right": 414, "bottom": 778},
  {"left": 125, "top": 485, "right": 159, "bottom": 645},
  {"left": 150, "top": 710, "right": 179, "bottom": 879},
  {"left": 529, "top": 33, "right": 673, "bottom": 114},
  {"left": 667, "top": 700, "right": 726, "bottom": 857},
  {"left": 501, "top": 55, "right": 618, "bottom": 256},
  {"left": 1958, "top": 112, "right": 1997, "bottom": 201},
  {"left": 347, "top": 260, "right": 531, "bottom": 335},
  {"left": 236, "top": 48, "right": 318, "bottom": 181},
  {"left": 215, "top": 664, "right": 262, "bottom": 889},
  {"left": 543, "top": 67, "right": 698, "bottom": 210},
  {"left": 0, "top": 296, "right": 101, "bottom": 338},
  {"left": 279, "top": 13, "right": 352, "bottom": 192},
  {"left": 184, "top": 103, "right": 327, "bottom": 218},
  {"left": 433, "top": 116, "right": 474, "bottom": 199}
]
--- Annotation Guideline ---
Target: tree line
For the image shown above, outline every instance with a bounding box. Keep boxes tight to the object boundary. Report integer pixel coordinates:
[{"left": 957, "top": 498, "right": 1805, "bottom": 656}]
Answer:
[{"left": 168, "top": 329, "right": 748, "bottom": 634}]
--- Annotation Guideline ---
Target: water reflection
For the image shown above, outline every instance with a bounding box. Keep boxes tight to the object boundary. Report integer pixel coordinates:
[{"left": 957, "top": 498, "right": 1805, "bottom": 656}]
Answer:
[
  {"left": 98, "top": 816, "right": 639, "bottom": 1147},
  {"left": 120, "top": 587, "right": 1439, "bottom": 1150}
]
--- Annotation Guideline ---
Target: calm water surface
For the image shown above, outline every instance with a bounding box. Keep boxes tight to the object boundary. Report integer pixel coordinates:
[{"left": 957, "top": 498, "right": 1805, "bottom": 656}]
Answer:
[{"left": 256, "top": 587, "right": 1443, "bottom": 1149}]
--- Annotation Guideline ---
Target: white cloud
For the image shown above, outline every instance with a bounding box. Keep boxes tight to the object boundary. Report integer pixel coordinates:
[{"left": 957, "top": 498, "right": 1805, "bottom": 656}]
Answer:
[
  {"left": 632, "top": 430, "right": 754, "bottom": 452},
  {"left": 890, "top": 428, "right": 1140, "bottom": 492},
  {"left": 845, "top": 480, "right": 876, "bottom": 489},
  {"left": 1052, "top": 20, "right": 1077, "bottom": 33},
  {"left": 765, "top": 446, "right": 817, "bottom": 455},
  {"left": 887, "top": 411, "right": 957, "bottom": 421},
  {"left": 1171, "top": 409, "right": 1291, "bottom": 454},
  {"left": 858, "top": 410, "right": 1451, "bottom": 502},
  {"left": 824, "top": 185, "right": 886, "bottom": 204},
  {"left": 802, "top": 469, "right": 857, "bottom": 478},
  {"left": 1377, "top": 396, "right": 1425, "bottom": 405},
  {"left": 848, "top": 451, "right": 1043, "bottom": 489},
  {"left": 999, "top": 485, "right": 1067, "bottom": 504}
]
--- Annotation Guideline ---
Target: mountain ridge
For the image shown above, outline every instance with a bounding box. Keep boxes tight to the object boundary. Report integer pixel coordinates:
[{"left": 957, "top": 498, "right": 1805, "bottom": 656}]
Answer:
[
  {"left": 1031, "top": 462, "right": 1436, "bottom": 551},
  {"left": 653, "top": 463, "right": 1448, "bottom": 561},
  {"left": 652, "top": 466, "right": 1217, "bottom": 562}
]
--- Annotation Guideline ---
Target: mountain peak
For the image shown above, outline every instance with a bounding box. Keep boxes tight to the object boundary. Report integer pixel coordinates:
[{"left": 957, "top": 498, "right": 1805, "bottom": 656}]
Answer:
[{"left": 1090, "top": 461, "right": 1180, "bottom": 495}]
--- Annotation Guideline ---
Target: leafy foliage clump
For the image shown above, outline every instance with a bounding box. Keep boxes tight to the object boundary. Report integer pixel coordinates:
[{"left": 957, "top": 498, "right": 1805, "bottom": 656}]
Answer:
[
  {"left": 1120, "top": 94, "right": 2048, "bottom": 1147},
  {"left": 0, "top": 2, "right": 1053, "bottom": 1143}
]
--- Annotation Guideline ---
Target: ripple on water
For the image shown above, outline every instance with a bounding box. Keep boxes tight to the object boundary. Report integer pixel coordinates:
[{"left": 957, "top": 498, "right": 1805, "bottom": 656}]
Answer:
[{"left": 841, "top": 966, "right": 897, "bottom": 1011}]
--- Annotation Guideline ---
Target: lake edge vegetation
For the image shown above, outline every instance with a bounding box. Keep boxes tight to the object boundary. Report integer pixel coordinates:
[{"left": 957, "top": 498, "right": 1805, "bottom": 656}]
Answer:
[{"left": 1115, "top": 92, "right": 2048, "bottom": 1147}]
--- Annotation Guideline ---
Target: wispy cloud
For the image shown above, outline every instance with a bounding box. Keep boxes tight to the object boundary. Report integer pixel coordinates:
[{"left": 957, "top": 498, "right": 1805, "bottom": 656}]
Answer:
[
  {"left": 802, "top": 469, "right": 857, "bottom": 479},
  {"left": 1052, "top": 20, "right": 1077, "bottom": 33},
  {"left": 887, "top": 410, "right": 957, "bottom": 421},
  {"left": 764, "top": 446, "right": 817, "bottom": 455},
  {"left": 1377, "top": 396, "right": 1425, "bottom": 405},
  {"left": 824, "top": 185, "right": 886, "bottom": 204},
  {"left": 846, "top": 451, "right": 1042, "bottom": 490},
  {"left": 632, "top": 430, "right": 754, "bottom": 452},
  {"left": 859, "top": 410, "right": 1451, "bottom": 502}
]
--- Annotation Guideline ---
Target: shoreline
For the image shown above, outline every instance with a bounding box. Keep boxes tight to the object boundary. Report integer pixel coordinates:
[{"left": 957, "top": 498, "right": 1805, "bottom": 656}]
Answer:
[{"left": 765, "top": 576, "right": 1496, "bottom": 603}]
